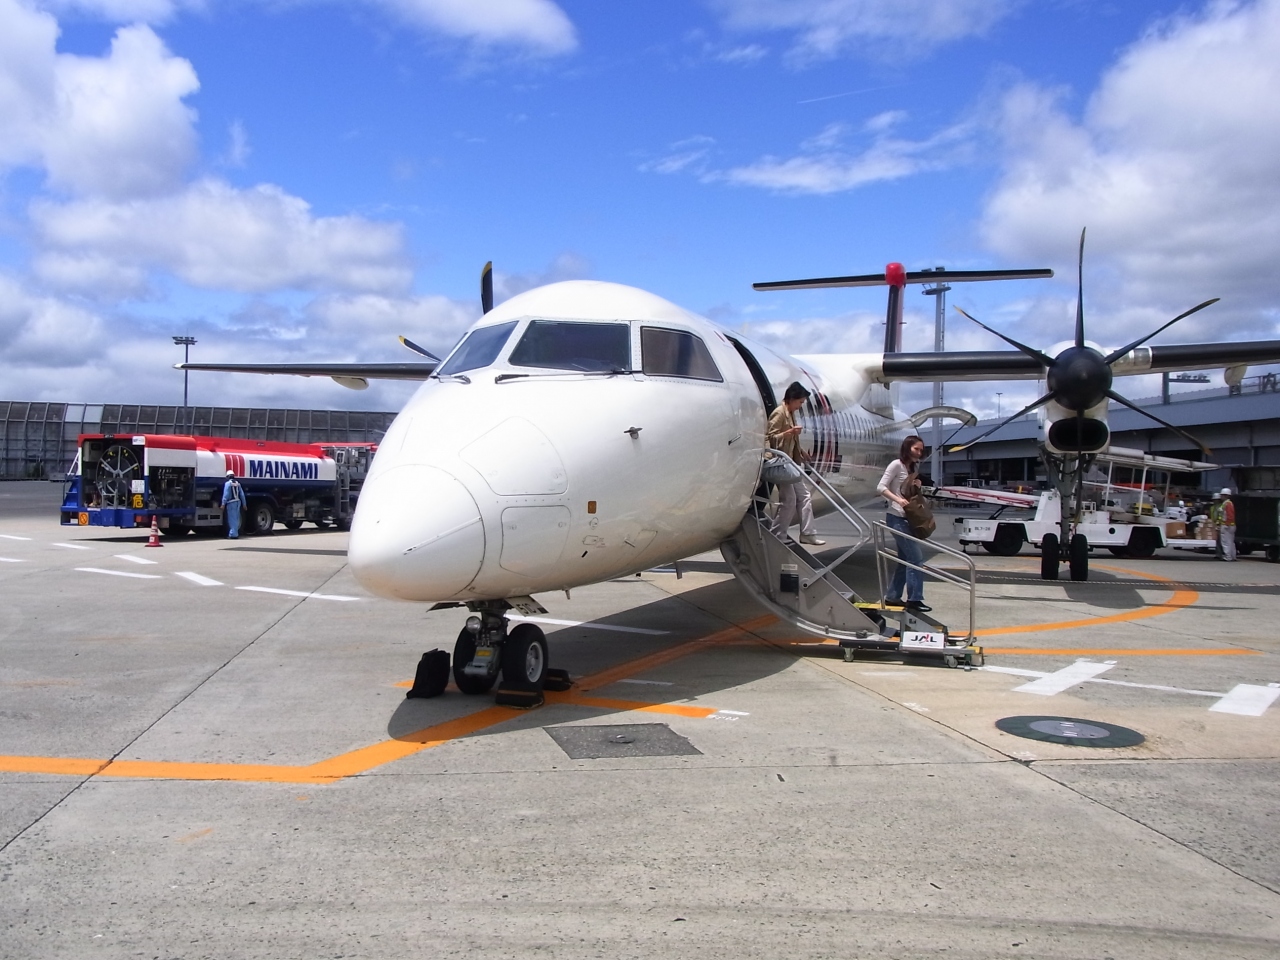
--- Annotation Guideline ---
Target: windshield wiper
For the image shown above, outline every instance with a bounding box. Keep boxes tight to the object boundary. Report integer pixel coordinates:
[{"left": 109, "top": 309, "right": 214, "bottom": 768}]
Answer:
[
  {"left": 432, "top": 373, "right": 471, "bottom": 383},
  {"left": 495, "top": 369, "right": 638, "bottom": 383}
]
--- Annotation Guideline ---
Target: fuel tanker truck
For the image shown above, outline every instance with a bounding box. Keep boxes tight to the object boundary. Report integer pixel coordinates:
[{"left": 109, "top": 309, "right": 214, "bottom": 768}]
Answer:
[{"left": 60, "top": 433, "right": 376, "bottom": 536}]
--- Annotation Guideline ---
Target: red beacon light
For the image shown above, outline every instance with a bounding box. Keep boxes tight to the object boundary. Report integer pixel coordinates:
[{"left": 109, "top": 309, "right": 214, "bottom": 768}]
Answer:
[{"left": 885, "top": 262, "right": 906, "bottom": 287}]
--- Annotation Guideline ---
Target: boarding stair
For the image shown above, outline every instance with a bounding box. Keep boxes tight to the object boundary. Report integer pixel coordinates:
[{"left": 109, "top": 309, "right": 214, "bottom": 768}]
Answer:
[{"left": 719, "top": 459, "right": 983, "bottom": 668}]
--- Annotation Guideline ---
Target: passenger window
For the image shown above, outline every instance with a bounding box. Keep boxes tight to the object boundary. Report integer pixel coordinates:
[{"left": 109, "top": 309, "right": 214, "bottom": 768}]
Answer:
[
  {"left": 509, "top": 320, "right": 631, "bottom": 373},
  {"left": 640, "top": 327, "right": 723, "bottom": 381},
  {"left": 437, "top": 321, "right": 518, "bottom": 376}
]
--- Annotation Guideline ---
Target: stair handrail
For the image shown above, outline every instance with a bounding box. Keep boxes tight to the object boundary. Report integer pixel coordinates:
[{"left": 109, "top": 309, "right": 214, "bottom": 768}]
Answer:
[
  {"left": 794, "top": 466, "right": 874, "bottom": 590},
  {"left": 871, "top": 521, "right": 977, "bottom": 642}
]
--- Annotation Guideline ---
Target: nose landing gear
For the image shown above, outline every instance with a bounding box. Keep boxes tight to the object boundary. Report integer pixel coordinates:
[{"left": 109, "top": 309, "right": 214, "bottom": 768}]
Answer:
[{"left": 405, "top": 598, "right": 570, "bottom": 706}]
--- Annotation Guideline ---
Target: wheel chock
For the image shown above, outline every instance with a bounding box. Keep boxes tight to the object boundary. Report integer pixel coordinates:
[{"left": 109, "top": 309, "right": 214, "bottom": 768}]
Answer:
[
  {"left": 543, "top": 668, "right": 573, "bottom": 692},
  {"left": 495, "top": 687, "right": 545, "bottom": 709}
]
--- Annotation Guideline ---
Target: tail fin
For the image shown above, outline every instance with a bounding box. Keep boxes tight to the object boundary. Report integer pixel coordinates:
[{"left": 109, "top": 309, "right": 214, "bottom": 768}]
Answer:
[{"left": 883, "top": 263, "right": 906, "bottom": 354}]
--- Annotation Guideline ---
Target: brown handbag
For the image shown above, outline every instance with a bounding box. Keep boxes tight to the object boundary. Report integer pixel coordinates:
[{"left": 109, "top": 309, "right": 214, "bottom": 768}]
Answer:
[{"left": 902, "top": 476, "right": 935, "bottom": 539}]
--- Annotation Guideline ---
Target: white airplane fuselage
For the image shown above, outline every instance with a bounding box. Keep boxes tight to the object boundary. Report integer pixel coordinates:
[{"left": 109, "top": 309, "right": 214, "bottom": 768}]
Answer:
[{"left": 348, "top": 281, "right": 906, "bottom": 602}]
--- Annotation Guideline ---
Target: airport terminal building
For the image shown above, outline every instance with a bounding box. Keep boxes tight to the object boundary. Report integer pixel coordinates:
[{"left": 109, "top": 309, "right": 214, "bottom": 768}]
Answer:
[{"left": 938, "top": 373, "right": 1280, "bottom": 493}]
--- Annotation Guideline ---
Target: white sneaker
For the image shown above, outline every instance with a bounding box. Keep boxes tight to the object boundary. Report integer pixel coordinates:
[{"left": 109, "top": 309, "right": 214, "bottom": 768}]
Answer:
[{"left": 799, "top": 535, "right": 826, "bottom": 545}]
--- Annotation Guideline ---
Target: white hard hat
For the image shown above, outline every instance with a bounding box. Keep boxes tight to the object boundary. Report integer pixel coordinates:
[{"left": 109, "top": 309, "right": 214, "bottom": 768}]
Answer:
[
  {"left": 1220, "top": 487, "right": 1232, "bottom": 496},
  {"left": 226, "top": 470, "right": 235, "bottom": 477}
]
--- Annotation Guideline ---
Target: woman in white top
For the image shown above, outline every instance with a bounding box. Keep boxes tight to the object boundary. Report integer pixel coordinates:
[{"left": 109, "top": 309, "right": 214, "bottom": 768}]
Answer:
[{"left": 876, "top": 435, "right": 928, "bottom": 611}]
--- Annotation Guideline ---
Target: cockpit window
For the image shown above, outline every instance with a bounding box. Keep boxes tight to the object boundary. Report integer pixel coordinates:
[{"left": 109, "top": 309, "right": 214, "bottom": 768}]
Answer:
[
  {"left": 437, "top": 321, "right": 517, "bottom": 376},
  {"left": 508, "top": 320, "right": 631, "bottom": 373},
  {"left": 640, "top": 327, "right": 723, "bottom": 382}
]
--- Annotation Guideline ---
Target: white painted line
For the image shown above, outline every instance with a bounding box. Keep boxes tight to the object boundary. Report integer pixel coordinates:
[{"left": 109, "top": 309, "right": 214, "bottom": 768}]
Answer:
[
  {"left": 984, "top": 665, "right": 1226, "bottom": 699},
  {"left": 115, "top": 554, "right": 158, "bottom": 565},
  {"left": 507, "top": 614, "right": 668, "bottom": 636},
  {"left": 1013, "top": 660, "right": 1115, "bottom": 696},
  {"left": 175, "top": 571, "right": 223, "bottom": 587},
  {"left": 76, "top": 567, "right": 162, "bottom": 580},
  {"left": 716, "top": 709, "right": 750, "bottom": 716},
  {"left": 618, "top": 678, "right": 674, "bottom": 686},
  {"left": 53, "top": 542, "right": 92, "bottom": 551},
  {"left": 235, "top": 586, "right": 361, "bottom": 602},
  {"left": 0, "top": 557, "right": 25, "bottom": 563},
  {"left": 0, "top": 534, "right": 32, "bottom": 541},
  {"left": 1209, "top": 683, "right": 1280, "bottom": 717},
  {"left": 982, "top": 665, "right": 1049, "bottom": 679}
]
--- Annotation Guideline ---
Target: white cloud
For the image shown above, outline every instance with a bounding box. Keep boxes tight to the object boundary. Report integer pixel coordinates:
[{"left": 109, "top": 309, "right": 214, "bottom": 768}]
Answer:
[
  {"left": 35, "top": 0, "right": 577, "bottom": 56},
  {"left": 981, "top": 0, "right": 1280, "bottom": 346},
  {"left": 715, "top": 43, "right": 768, "bottom": 64},
  {"left": 717, "top": 114, "right": 972, "bottom": 194},
  {"left": 711, "top": 0, "right": 1019, "bottom": 64},
  {"left": 492, "top": 251, "right": 591, "bottom": 303},
  {"left": 223, "top": 119, "right": 250, "bottom": 168},
  {"left": 0, "top": 2, "right": 198, "bottom": 199},
  {"left": 0, "top": 272, "right": 107, "bottom": 366},
  {"left": 639, "top": 135, "right": 716, "bottom": 176},
  {"left": 375, "top": 0, "right": 577, "bottom": 55},
  {"left": 31, "top": 178, "right": 413, "bottom": 296}
]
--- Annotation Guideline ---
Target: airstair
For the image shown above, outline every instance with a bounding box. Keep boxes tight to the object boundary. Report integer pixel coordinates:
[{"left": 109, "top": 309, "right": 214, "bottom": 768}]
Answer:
[{"left": 719, "top": 460, "right": 983, "bottom": 668}]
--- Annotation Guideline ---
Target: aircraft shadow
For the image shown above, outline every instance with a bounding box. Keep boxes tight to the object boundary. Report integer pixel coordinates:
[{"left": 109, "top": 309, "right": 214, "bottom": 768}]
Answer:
[{"left": 385, "top": 577, "right": 796, "bottom": 743}]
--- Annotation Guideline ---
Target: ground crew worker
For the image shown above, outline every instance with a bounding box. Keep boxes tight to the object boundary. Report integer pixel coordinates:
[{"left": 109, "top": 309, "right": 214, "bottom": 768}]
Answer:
[
  {"left": 1213, "top": 487, "right": 1236, "bottom": 561},
  {"left": 222, "top": 470, "right": 247, "bottom": 539}
]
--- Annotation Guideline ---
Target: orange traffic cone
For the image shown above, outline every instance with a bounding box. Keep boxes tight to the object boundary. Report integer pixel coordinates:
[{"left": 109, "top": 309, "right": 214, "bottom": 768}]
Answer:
[{"left": 145, "top": 514, "right": 163, "bottom": 548}]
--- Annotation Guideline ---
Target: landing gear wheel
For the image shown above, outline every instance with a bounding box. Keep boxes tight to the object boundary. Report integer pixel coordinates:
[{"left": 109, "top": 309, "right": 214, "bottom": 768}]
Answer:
[
  {"left": 283, "top": 518, "right": 303, "bottom": 530},
  {"left": 502, "top": 623, "right": 548, "bottom": 691},
  {"left": 1041, "top": 533, "right": 1060, "bottom": 581},
  {"left": 1069, "top": 533, "right": 1089, "bottom": 581},
  {"left": 452, "top": 629, "right": 497, "bottom": 694},
  {"left": 247, "top": 500, "right": 275, "bottom": 536}
]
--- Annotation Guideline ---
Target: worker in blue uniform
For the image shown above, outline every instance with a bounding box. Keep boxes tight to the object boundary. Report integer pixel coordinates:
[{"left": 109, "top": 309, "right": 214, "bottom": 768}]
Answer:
[{"left": 221, "top": 470, "right": 247, "bottom": 538}]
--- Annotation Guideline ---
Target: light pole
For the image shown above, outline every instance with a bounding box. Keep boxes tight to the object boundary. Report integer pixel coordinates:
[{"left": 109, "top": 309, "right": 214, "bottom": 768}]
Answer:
[
  {"left": 173, "top": 336, "right": 196, "bottom": 432},
  {"left": 996, "top": 392, "right": 1003, "bottom": 418},
  {"left": 921, "top": 267, "right": 949, "bottom": 485}
]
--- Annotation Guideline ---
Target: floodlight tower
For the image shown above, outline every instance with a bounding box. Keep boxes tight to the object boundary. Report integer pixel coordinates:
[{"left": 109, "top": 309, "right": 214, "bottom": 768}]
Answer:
[
  {"left": 921, "top": 268, "right": 949, "bottom": 484},
  {"left": 173, "top": 335, "right": 196, "bottom": 430}
]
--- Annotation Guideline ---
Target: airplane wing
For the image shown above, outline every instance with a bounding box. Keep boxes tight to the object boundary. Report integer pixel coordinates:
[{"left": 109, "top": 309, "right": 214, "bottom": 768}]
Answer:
[
  {"left": 879, "top": 340, "right": 1280, "bottom": 382},
  {"left": 175, "top": 361, "right": 436, "bottom": 390}
]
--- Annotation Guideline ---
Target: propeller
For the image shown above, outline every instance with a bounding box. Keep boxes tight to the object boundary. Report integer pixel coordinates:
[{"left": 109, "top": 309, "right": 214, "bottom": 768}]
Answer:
[
  {"left": 949, "top": 228, "right": 1216, "bottom": 457},
  {"left": 481, "top": 261, "right": 494, "bottom": 314},
  {"left": 398, "top": 336, "right": 441, "bottom": 362}
]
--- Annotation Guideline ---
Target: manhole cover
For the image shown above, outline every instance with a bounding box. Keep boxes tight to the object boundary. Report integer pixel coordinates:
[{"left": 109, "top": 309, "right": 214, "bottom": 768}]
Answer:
[
  {"left": 544, "top": 723, "right": 702, "bottom": 760},
  {"left": 995, "top": 715, "right": 1145, "bottom": 748}
]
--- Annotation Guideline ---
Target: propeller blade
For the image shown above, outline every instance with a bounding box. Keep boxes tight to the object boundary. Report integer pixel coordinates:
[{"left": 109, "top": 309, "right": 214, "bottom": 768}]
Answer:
[
  {"left": 953, "top": 306, "right": 1054, "bottom": 366},
  {"left": 948, "top": 393, "right": 1055, "bottom": 452},
  {"left": 1102, "top": 298, "right": 1221, "bottom": 365},
  {"left": 1075, "top": 227, "right": 1087, "bottom": 349},
  {"left": 1105, "top": 390, "right": 1211, "bottom": 455},
  {"left": 398, "top": 336, "right": 441, "bottom": 362},
  {"left": 481, "top": 261, "right": 494, "bottom": 314}
]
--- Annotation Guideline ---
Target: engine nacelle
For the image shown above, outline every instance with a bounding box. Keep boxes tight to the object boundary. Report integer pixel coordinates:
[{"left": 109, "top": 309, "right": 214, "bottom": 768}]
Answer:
[{"left": 1043, "top": 399, "right": 1109, "bottom": 454}]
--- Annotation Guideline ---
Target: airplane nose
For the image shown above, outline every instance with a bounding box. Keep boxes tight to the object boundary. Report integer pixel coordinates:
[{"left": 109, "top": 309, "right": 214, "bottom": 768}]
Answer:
[{"left": 348, "top": 464, "right": 485, "bottom": 601}]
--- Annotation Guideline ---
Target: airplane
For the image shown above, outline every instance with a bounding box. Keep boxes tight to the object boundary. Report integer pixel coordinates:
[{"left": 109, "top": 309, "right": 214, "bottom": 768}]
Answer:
[{"left": 178, "top": 240, "right": 1280, "bottom": 699}]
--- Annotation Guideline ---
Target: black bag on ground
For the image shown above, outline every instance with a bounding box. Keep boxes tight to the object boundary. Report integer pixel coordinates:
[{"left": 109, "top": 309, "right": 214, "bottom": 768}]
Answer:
[{"left": 406, "top": 648, "right": 450, "bottom": 699}]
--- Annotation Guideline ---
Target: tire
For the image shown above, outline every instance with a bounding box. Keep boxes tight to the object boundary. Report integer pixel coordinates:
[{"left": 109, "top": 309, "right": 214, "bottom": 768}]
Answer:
[
  {"left": 247, "top": 500, "right": 275, "bottom": 536},
  {"left": 1069, "top": 533, "right": 1089, "bottom": 581},
  {"left": 452, "top": 629, "right": 497, "bottom": 694},
  {"left": 501, "top": 623, "right": 549, "bottom": 691},
  {"left": 1267, "top": 545, "right": 1280, "bottom": 563},
  {"left": 1107, "top": 546, "right": 1130, "bottom": 558},
  {"left": 314, "top": 518, "right": 331, "bottom": 530},
  {"left": 1041, "top": 533, "right": 1060, "bottom": 580},
  {"left": 283, "top": 518, "right": 303, "bottom": 530},
  {"left": 1126, "top": 529, "right": 1159, "bottom": 559},
  {"left": 983, "top": 525, "right": 1023, "bottom": 556}
]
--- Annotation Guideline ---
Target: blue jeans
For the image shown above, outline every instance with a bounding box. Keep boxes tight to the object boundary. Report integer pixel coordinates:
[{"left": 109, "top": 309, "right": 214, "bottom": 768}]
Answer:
[{"left": 886, "top": 513, "right": 923, "bottom": 602}]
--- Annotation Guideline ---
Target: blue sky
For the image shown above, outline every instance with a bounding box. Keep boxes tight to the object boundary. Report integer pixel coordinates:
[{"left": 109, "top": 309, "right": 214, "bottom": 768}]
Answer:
[{"left": 3, "top": 0, "right": 1279, "bottom": 418}]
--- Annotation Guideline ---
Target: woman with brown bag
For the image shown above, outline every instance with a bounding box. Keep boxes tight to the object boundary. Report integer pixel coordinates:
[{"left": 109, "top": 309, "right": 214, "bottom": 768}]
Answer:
[{"left": 876, "top": 435, "right": 930, "bottom": 612}]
